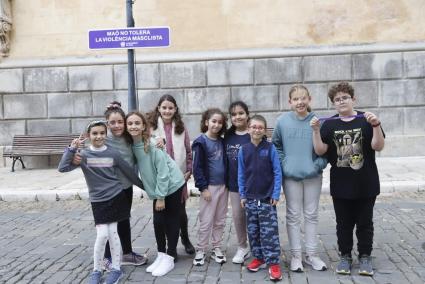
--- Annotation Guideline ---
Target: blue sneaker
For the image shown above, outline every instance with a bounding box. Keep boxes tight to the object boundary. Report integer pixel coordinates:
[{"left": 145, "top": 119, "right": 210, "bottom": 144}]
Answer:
[
  {"left": 105, "top": 268, "right": 123, "bottom": 284},
  {"left": 88, "top": 270, "right": 102, "bottom": 284}
]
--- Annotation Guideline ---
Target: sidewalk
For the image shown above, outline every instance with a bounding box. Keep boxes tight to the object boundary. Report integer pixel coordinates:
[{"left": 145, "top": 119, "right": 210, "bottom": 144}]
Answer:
[{"left": 1, "top": 156, "right": 425, "bottom": 202}]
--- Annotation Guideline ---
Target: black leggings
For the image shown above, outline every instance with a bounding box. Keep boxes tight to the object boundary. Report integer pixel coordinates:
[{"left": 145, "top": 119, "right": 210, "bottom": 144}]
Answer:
[
  {"left": 153, "top": 186, "right": 183, "bottom": 257},
  {"left": 105, "top": 187, "right": 133, "bottom": 258},
  {"left": 332, "top": 196, "right": 376, "bottom": 256}
]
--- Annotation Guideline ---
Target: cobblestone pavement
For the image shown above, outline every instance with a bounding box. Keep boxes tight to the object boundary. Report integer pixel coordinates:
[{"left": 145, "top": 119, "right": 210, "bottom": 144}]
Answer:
[{"left": 0, "top": 192, "right": 424, "bottom": 284}]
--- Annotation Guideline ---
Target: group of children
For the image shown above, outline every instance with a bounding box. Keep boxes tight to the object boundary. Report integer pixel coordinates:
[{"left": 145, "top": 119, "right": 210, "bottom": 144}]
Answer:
[{"left": 58, "top": 81, "right": 385, "bottom": 283}]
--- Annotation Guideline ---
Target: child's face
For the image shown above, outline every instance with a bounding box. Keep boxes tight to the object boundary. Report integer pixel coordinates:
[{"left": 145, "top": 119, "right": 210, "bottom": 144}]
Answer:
[
  {"left": 89, "top": 125, "right": 107, "bottom": 148},
  {"left": 248, "top": 119, "right": 266, "bottom": 140},
  {"left": 126, "top": 114, "right": 145, "bottom": 137},
  {"left": 205, "top": 113, "right": 224, "bottom": 136},
  {"left": 158, "top": 100, "right": 177, "bottom": 123},
  {"left": 289, "top": 90, "right": 311, "bottom": 116},
  {"left": 333, "top": 92, "right": 355, "bottom": 114},
  {"left": 230, "top": 105, "right": 248, "bottom": 130},
  {"left": 107, "top": 112, "right": 125, "bottom": 137}
]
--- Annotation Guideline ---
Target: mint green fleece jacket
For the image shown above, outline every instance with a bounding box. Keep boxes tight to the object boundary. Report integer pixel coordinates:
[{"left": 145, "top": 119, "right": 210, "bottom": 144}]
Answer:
[{"left": 132, "top": 139, "right": 185, "bottom": 200}]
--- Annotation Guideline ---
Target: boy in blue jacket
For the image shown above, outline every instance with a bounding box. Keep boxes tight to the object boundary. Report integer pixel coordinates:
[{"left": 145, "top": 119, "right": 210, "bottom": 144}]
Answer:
[{"left": 238, "top": 115, "right": 283, "bottom": 281}]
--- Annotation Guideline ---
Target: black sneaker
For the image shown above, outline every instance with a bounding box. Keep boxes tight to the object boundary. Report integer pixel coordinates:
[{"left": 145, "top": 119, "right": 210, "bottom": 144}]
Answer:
[
  {"left": 358, "top": 255, "right": 373, "bottom": 276},
  {"left": 336, "top": 254, "right": 352, "bottom": 275}
]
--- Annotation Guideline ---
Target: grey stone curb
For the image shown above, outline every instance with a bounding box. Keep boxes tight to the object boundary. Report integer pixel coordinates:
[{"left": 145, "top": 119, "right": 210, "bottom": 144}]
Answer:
[{"left": 1, "top": 181, "right": 424, "bottom": 202}]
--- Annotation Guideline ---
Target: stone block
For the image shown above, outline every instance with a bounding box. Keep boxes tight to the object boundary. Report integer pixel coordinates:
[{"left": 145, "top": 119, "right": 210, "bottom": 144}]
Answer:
[
  {"left": 137, "top": 89, "right": 184, "bottom": 113},
  {"left": 353, "top": 53, "right": 402, "bottom": 80},
  {"left": 72, "top": 118, "right": 101, "bottom": 134},
  {"left": 404, "top": 51, "right": 425, "bottom": 78},
  {"left": 279, "top": 83, "right": 329, "bottom": 111},
  {"left": 27, "top": 119, "right": 71, "bottom": 135},
  {"left": 4, "top": 94, "right": 47, "bottom": 119},
  {"left": 185, "top": 87, "right": 230, "bottom": 114},
  {"left": 182, "top": 114, "right": 202, "bottom": 140},
  {"left": 379, "top": 80, "right": 406, "bottom": 107},
  {"left": 160, "top": 62, "right": 206, "bottom": 88},
  {"left": 114, "top": 63, "right": 160, "bottom": 90},
  {"left": 303, "top": 55, "right": 351, "bottom": 82},
  {"left": 377, "top": 108, "right": 404, "bottom": 135},
  {"left": 383, "top": 135, "right": 425, "bottom": 157},
  {"left": 48, "top": 93, "right": 93, "bottom": 118},
  {"left": 0, "top": 120, "right": 25, "bottom": 145},
  {"left": 404, "top": 107, "right": 425, "bottom": 135},
  {"left": 207, "top": 59, "right": 253, "bottom": 86},
  {"left": 353, "top": 81, "right": 379, "bottom": 108},
  {"left": 231, "top": 86, "right": 279, "bottom": 111},
  {"left": 69, "top": 65, "right": 113, "bottom": 91},
  {"left": 405, "top": 79, "right": 425, "bottom": 106},
  {"left": 254, "top": 57, "right": 301, "bottom": 84},
  {"left": 255, "top": 111, "right": 281, "bottom": 128},
  {"left": 24, "top": 67, "right": 68, "bottom": 92},
  {"left": 0, "top": 69, "right": 23, "bottom": 93},
  {"left": 92, "top": 91, "right": 127, "bottom": 116}
]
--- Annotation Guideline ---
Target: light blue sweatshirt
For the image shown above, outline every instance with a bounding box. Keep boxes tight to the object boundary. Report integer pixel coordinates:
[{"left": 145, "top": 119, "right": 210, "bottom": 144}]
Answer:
[
  {"left": 272, "top": 111, "right": 327, "bottom": 181},
  {"left": 132, "top": 139, "right": 185, "bottom": 200}
]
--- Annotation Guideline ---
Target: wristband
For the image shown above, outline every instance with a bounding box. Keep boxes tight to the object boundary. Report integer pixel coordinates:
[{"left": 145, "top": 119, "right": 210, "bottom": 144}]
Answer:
[{"left": 372, "top": 122, "right": 381, "bottom": 128}]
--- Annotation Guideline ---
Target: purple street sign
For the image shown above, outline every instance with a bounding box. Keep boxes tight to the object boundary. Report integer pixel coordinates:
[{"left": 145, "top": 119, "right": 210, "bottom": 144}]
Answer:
[{"left": 88, "top": 27, "right": 170, "bottom": 49}]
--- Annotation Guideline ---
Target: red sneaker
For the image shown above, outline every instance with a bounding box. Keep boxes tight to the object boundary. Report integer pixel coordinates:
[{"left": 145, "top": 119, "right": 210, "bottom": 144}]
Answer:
[
  {"left": 246, "top": 258, "right": 266, "bottom": 272},
  {"left": 269, "top": 264, "right": 282, "bottom": 281}
]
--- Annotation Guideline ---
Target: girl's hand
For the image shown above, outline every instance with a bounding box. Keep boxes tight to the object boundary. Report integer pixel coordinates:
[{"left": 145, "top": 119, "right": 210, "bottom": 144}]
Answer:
[
  {"left": 72, "top": 152, "right": 82, "bottom": 166},
  {"left": 364, "top": 112, "right": 380, "bottom": 126},
  {"left": 70, "top": 138, "right": 80, "bottom": 148},
  {"left": 184, "top": 171, "right": 191, "bottom": 181},
  {"left": 201, "top": 189, "right": 212, "bottom": 202},
  {"left": 155, "top": 137, "right": 165, "bottom": 149},
  {"left": 310, "top": 116, "right": 320, "bottom": 132},
  {"left": 155, "top": 199, "right": 165, "bottom": 211},
  {"left": 270, "top": 199, "right": 278, "bottom": 206},
  {"left": 240, "top": 199, "right": 247, "bottom": 208}
]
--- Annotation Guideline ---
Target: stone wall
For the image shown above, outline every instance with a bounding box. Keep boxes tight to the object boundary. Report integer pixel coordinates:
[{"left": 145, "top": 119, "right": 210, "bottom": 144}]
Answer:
[{"left": 1, "top": 43, "right": 425, "bottom": 167}]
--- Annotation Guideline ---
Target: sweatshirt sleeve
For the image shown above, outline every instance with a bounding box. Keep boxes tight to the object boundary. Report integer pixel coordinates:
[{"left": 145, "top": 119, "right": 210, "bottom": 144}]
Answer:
[
  {"left": 192, "top": 142, "right": 208, "bottom": 191},
  {"left": 272, "top": 123, "right": 285, "bottom": 163},
  {"left": 237, "top": 147, "right": 246, "bottom": 199},
  {"left": 270, "top": 145, "right": 283, "bottom": 200},
  {"left": 115, "top": 153, "right": 145, "bottom": 190},
  {"left": 152, "top": 148, "right": 171, "bottom": 199},
  {"left": 58, "top": 147, "right": 79, "bottom": 172}
]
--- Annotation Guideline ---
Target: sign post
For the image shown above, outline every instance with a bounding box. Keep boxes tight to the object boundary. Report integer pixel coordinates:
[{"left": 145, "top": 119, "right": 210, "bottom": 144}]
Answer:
[{"left": 126, "top": 0, "right": 136, "bottom": 112}]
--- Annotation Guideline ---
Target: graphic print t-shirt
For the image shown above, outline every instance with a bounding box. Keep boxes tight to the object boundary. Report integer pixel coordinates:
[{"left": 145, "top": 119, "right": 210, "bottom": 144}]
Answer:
[
  {"left": 320, "top": 112, "right": 383, "bottom": 199},
  {"left": 224, "top": 133, "right": 250, "bottom": 192}
]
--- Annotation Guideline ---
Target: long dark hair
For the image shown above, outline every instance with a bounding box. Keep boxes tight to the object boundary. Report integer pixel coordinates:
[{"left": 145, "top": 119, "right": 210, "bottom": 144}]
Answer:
[
  {"left": 147, "top": 94, "right": 185, "bottom": 134},
  {"left": 104, "top": 101, "right": 132, "bottom": 144},
  {"left": 227, "top": 101, "right": 250, "bottom": 136},
  {"left": 126, "top": 111, "right": 151, "bottom": 153}
]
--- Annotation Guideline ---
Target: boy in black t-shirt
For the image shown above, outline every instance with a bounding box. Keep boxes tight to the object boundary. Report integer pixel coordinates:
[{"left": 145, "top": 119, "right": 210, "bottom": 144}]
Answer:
[{"left": 310, "top": 82, "right": 385, "bottom": 276}]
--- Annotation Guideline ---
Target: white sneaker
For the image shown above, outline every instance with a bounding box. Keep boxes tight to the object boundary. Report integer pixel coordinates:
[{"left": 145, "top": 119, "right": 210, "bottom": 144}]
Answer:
[
  {"left": 152, "top": 254, "right": 174, "bottom": 277},
  {"left": 211, "top": 247, "right": 226, "bottom": 264},
  {"left": 193, "top": 250, "right": 206, "bottom": 266},
  {"left": 146, "top": 252, "right": 165, "bottom": 273},
  {"left": 305, "top": 255, "right": 327, "bottom": 271},
  {"left": 290, "top": 256, "right": 304, "bottom": 272},
  {"left": 232, "top": 247, "right": 251, "bottom": 264}
]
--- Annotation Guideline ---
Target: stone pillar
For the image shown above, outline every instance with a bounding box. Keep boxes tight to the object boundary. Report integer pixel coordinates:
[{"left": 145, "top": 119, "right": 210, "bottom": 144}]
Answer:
[{"left": 0, "top": 0, "right": 12, "bottom": 57}]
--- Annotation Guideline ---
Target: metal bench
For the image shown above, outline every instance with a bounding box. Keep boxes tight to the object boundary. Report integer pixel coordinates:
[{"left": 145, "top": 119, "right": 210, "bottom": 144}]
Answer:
[
  {"left": 266, "top": 127, "right": 274, "bottom": 141},
  {"left": 3, "top": 134, "right": 83, "bottom": 172}
]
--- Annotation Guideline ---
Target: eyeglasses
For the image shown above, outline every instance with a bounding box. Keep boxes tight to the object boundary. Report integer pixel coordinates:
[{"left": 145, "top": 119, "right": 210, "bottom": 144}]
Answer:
[
  {"left": 249, "top": 126, "right": 265, "bottom": 131},
  {"left": 333, "top": 96, "right": 352, "bottom": 104}
]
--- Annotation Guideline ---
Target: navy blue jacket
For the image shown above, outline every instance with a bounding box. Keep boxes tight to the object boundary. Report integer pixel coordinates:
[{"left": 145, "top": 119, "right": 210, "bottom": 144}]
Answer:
[
  {"left": 192, "top": 134, "right": 227, "bottom": 191},
  {"left": 238, "top": 139, "right": 282, "bottom": 200}
]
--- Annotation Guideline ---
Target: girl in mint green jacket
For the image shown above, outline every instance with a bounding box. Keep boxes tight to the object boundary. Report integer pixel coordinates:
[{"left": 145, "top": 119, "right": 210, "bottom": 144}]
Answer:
[{"left": 126, "top": 111, "right": 185, "bottom": 277}]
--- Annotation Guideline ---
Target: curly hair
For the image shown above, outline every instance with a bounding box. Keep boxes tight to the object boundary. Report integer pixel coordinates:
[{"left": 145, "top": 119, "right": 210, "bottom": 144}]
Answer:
[
  {"left": 103, "top": 101, "right": 133, "bottom": 144},
  {"left": 125, "top": 111, "right": 151, "bottom": 153},
  {"left": 147, "top": 94, "right": 185, "bottom": 135},
  {"left": 200, "top": 108, "right": 227, "bottom": 137},
  {"left": 226, "top": 101, "right": 250, "bottom": 136},
  {"left": 328, "top": 82, "right": 354, "bottom": 103}
]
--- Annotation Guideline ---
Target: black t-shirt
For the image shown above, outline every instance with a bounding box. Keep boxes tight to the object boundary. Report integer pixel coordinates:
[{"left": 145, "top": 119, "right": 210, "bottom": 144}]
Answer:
[{"left": 320, "top": 111, "right": 384, "bottom": 199}]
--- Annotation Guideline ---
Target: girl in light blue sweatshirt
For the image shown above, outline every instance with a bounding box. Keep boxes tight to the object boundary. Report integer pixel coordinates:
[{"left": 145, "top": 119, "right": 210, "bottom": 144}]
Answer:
[
  {"left": 126, "top": 111, "right": 185, "bottom": 277},
  {"left": 272, "top": 85, "right": 328, "bottom": 273}
]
